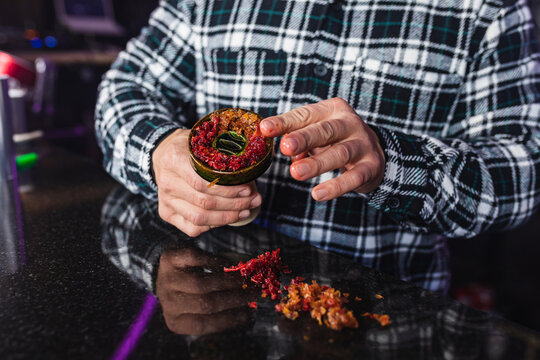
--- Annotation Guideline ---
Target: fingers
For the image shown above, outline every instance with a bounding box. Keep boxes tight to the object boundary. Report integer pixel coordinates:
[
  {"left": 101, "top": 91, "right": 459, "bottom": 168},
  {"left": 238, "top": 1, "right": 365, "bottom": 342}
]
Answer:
[
  {"left": 159, "top": 266, "right": 243, "bottom": 294},
  {"left": 291, "top": 151, "right": 308, "bottom": 162},
  {"left": 189, "top": 187, "right": 262, "bottom": 212},
  {"left": 311, "top": 161, "right": 380, "bottom": 201},
  {"left": 170, "top": 181, "right": 261, "bottom": 211},
  {"left": 158, "top": 201, "right": 208, "bottom": 237},
  {"left": 261, "top": 97, "right": 350, "bottom": 137},
  {"left": 161, "top": 247, "right": 227, "bottom": 270},
  {"left": 158, "top": 195, "right": 260, "bottom": 236},
  {"left": 168, "top": 198, "right": 252, "bottom": 226},
  {"left": 161, "top": 169, "right": 253, "bottom": 199},
  {"left": 161, "top": 289, "right": 250, "bottom": 316},
  {"left": 289, "top": 140, "right": 363, "bottom": 181},
  {"left": 160, "top": 173, "right": 260, "bottom": 212},
  {"left": 164, "top": 308, "right": 251, "bottom": 336},
  {"left": 280, "top": 119, "right": 351, "bottom": 156}
]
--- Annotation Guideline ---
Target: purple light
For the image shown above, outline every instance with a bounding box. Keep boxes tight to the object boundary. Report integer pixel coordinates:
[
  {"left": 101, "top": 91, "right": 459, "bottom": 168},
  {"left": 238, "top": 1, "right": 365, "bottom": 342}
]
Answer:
[
  {"left": 111, "top": 294, "right": 158, "bottom": 360},
  {"left": 13, "top": 169, "right": 26, "bottom": 265}
]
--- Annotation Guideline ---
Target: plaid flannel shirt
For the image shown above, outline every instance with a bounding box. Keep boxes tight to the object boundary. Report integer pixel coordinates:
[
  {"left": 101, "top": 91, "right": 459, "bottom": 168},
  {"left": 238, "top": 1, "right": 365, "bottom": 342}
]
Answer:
[{"left": 95, "top": 0, "right": 540, "bottom": 292}]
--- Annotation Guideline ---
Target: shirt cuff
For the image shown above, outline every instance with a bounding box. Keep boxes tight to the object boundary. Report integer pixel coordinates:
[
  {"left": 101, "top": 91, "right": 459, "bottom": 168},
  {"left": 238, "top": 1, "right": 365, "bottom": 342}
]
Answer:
[
  {"left": 367, "top": 126, "right": 428, "bottom": 226},
  {"left": 125, "top": 119, "right": 182, "bottom": 199}
]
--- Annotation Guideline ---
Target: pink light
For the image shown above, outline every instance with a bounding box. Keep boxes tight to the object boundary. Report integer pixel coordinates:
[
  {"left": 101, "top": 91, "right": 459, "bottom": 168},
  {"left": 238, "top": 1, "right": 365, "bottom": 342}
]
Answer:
[
  {"left": 0, "top": 52, "right": 15, "bottom": 75},
  {"left": 0, "top": 51, "right": 36, "bottom": 86}
]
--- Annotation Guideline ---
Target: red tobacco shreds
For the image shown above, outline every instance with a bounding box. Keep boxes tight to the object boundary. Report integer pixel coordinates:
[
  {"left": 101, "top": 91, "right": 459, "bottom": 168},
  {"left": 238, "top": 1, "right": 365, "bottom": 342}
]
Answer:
[
  {"left": 191, "top": 111, "right": 267, "bottom": 171},
  {"left": 224, "top": 248, "right": 289, "bottom": 301},
  {"left": 224, "top": 248, "right": 390, "bottom": 330}
]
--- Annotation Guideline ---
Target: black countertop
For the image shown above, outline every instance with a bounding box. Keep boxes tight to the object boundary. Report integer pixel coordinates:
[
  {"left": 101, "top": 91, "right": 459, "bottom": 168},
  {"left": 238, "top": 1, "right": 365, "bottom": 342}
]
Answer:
[{"left": 0, "top": 145, "right": 539, "bottom": 359}]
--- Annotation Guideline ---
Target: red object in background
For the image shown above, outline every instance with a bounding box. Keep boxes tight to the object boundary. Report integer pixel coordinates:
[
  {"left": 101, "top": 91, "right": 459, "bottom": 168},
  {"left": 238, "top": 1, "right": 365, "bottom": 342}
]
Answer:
[
  {"left": 453, "top": 283, "right": 495, "bottom": 311},
  {"left": 0, "top": 52, "right": 36, "bottom": 87}
]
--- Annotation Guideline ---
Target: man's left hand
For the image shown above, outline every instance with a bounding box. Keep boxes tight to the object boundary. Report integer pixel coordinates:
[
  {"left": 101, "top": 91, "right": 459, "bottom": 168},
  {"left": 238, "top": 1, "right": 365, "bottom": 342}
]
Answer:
[{"left": 260, "top": 97, "right": 386, "bottom": 201}]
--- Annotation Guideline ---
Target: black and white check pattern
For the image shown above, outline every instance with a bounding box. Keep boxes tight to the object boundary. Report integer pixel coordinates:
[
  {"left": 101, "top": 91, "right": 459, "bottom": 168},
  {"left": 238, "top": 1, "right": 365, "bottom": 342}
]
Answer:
[
  {"left": 101, "top": 187, "right": 178, "bottom": 291},
  {"left": 95, "top": 0, "right": 540, "bottom": 292}
]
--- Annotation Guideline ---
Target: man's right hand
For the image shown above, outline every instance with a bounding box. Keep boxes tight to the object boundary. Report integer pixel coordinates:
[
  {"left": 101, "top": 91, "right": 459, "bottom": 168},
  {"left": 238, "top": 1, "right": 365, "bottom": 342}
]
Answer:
[{"left": 152, "top": 129, "right": 262, "bottom": 237}]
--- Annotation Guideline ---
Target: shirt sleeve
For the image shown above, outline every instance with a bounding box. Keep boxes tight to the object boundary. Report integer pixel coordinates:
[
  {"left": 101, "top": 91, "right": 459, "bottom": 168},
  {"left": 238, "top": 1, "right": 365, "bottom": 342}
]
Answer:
[
  {"left": 368, "top": 1, "right": 540, "bottom": 238},
  {"left": 101, "top": 186, "right": 184, "bottom": 293},
  {"left": 95, "top": 0, "right": 197, "bottom": 200}
]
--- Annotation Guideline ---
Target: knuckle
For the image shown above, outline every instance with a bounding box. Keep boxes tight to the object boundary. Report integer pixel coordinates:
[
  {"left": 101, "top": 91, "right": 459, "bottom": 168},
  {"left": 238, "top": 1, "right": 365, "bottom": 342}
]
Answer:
[
  {"left": 163, "top": 316, "right": 178, "bottom": 333},
  {"left": 292, "top": 105, "right": 312, "bottom": 123},
  {"left": 310, "top": 156, "right": 326, "bottom": 174},
  {"left": 319, "top": 121, "right": 337, "bottom": 142},
  {"left": 331, "top": 179, "right": 344, "bottom": 196},
  {"left": 190, "top": 319, "right": 206, "bottom": 336},
  {"left": 372, "top": 153, "right": 385, "bottom": 172},
  {"left": 197, "top": 194, "right": 215, "bottom": 210},
  {"left": 232, "top": 197, "right": 248, "bottom": 210},
  {"left": 158, "top": 204, "right": 171, "bottom": 222},
  {"left": 190, "top": 210, "right": 208, "bottom": 226},
  {"left": 337, "top": 142, "right": 354, "bottom": 164},
  {"left": 181, "top": 248, "right": 198, "bottom": 263},
  {"left": 225, "top": 211, "right": 240, "bottom": 224},
  {"left": 185, "top": 225, "right": 203, "bottom": 238},
  {"left": 159, "top": 176, "right": 174, "bottom": 193},
  {"left": 351, "top": 169, "right": 367, "bottom": 187},
  {"left": 198, "top": 298, "right": 213, "bottom": 313},
  {"left": 297, "top": 130, "right": 311, "bottom": 150},
  {"left": 187, "top": 174, "right": 204, "bottom": 192},
  {"left": 329, "top": 97, "right": 348, "bottom": 109},
  {"left": 187, "top": 278, "right": 204, "bottom": 294}
]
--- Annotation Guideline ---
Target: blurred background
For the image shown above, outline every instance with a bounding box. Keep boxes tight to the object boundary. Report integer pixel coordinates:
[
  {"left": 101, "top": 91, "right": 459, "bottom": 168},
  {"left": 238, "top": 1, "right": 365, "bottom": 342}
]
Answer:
[{"left": 0, "top": 0, "right": 539, "bottom": 332}]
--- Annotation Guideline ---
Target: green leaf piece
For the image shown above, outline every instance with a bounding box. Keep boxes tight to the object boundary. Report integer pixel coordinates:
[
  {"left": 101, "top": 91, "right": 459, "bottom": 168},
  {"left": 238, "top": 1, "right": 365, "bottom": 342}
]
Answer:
[{"left": 214, "top": 131, "right": 247, "bottom": 156}]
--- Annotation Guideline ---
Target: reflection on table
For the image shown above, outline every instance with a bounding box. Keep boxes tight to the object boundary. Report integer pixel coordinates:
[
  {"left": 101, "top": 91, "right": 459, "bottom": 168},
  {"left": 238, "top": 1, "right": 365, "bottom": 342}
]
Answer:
[{"left": 101, "top": 186, "right": 523, "bottom": 359}]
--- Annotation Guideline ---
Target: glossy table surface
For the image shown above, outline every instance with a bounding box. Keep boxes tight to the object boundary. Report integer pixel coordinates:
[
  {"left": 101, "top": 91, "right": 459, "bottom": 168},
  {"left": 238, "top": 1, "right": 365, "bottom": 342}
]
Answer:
[{"left": 0, "top": 145, "right": 539, "bottom": 359}]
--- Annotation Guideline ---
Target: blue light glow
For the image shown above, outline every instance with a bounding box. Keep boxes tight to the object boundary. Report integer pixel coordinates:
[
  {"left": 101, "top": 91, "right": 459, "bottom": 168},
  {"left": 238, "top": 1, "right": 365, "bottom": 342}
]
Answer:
[
  {"left": 45, "top": 36, "right": 58, "bottom": 48},
  {"left": 30, "top": 37, "right": 43, "bottom": 49}
]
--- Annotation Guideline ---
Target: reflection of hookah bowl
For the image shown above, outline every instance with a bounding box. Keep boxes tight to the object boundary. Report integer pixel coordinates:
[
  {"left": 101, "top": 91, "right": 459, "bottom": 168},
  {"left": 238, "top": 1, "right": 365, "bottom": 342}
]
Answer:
[{"left": 188, "top": 108, "right": 274, "bottom": 226}]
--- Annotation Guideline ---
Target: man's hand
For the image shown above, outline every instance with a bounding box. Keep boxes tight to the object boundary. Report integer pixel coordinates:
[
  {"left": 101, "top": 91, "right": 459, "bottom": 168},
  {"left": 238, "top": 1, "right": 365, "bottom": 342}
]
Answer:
[
  {"left": 156, "top": 247, "right": 253, "bottom": 336},
  {"left": 260, "top": 98, "right": 385, "bottom": 201},
  {"left": 152, "top": 129, "right": 262, "bottom": 237}
]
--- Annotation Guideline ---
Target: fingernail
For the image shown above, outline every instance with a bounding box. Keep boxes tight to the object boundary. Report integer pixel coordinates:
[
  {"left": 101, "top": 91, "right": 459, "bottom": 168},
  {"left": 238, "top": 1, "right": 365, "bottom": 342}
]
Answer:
[
  {"left": 293, "top": 163, "right": 310, "bottom": 178},
  {"left": 260, "top": 120, "right": 275, "bottom": 132},
  {"left": 239, "top": 188, "right": 251, "bottom": 197},
  {"left": 313, "top": 188, "right": 329, "bottom": 201},
  {"left": 283, "top": 137, "right": 298, "bottom": 153},
  {"left": 239, "top": 210, "right": 251, "bottom": 219},
  {"left": 251, "top": 195, "right": 262, "bottom": 208}
]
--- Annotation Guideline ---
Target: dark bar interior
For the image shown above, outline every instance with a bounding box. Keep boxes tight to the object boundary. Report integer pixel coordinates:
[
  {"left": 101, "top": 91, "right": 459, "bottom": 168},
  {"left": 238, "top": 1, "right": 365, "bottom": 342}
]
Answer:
[{"left": 1, "top": 0, "right": 539, "bottom": 358}]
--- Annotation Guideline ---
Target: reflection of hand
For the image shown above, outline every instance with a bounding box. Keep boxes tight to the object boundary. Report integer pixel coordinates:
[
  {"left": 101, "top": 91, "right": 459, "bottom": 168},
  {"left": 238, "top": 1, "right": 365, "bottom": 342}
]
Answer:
[
  {"left": 156, "top": 247, "right": 253, "bottom": 336},
  {"left": 152, "top": 129, "right": 262, "bottom": 237},
  {"left": 260, "top": 98, "right": 385, "bottom": 201}
]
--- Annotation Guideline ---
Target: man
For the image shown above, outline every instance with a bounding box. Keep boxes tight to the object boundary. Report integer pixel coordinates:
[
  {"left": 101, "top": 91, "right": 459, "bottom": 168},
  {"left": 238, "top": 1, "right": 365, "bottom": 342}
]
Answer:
[{"left": 95, "top": 0, "right": 540, "bottom": 292}]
